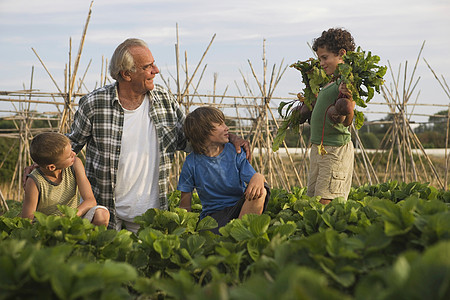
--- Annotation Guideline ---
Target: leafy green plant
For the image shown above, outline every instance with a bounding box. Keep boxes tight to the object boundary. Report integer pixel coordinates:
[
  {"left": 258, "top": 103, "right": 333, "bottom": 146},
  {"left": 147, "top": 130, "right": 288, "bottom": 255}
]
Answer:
[
  {"left": 1, "top": 182, "right": 449, "bottom": 299},
  {"left": 272, "top": 59, "right": 329, "bottom": 151},
  {"left": 337, "top": 47, "right": 387, "bottom": 129},
  {"left": 0, "top": 239, "right": 137, "bottom": 300}
]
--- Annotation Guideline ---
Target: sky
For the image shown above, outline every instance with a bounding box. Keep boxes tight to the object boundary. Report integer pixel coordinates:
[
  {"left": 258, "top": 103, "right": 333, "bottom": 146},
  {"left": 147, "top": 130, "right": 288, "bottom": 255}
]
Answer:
[{"left": 0, "top": 0, "right": 449, "bottom": 123}]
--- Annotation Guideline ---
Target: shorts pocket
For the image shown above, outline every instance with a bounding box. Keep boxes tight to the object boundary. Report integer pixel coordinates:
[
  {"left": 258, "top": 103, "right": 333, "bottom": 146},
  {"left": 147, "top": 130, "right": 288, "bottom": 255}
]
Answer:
[{"left": 329, "top": 170, "right": 347, "bottom": 194}]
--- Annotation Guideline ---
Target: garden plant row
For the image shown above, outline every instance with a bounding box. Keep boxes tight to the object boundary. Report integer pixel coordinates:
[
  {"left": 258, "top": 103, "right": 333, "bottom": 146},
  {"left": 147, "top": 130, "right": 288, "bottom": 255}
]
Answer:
[{"left": 1, "top": 180, "right": 450, "bottom": 299}]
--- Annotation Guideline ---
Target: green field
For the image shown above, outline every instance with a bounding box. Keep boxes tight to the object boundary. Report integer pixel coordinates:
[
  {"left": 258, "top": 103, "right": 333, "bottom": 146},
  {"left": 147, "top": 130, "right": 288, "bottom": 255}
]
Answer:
[{"left": 1, "top": 181, "right": 450, "bottom": 299}]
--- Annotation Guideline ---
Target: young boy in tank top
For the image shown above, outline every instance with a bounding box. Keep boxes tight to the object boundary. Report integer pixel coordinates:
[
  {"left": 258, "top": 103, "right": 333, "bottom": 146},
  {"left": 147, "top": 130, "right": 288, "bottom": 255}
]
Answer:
[{"left": 21, "top": 132, "right": 110, "bottom": 226}]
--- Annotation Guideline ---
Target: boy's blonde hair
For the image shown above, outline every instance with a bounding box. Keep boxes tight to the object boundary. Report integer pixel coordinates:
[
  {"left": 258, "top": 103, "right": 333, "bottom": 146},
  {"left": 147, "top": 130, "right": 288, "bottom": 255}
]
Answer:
[
  {"left": 30, "top": 132, "right": 71, "bottom": 166},
  {"left": 184, "top": 106, "right": 225, "bottom": 154}
]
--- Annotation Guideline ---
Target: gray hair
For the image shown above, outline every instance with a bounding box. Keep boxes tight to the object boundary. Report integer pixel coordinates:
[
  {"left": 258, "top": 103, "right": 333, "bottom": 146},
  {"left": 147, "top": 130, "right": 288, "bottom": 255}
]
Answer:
[{"left": 109, "top": 38, "right": 149, "bottom": 81}]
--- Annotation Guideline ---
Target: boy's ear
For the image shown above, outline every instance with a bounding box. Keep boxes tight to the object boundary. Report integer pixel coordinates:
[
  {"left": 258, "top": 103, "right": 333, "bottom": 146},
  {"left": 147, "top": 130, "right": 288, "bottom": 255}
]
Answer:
[
  {"left": 339, "top": 49, "right": 347, "bottom": 57},
  {"left": 46, "top": 164, "right": 56, "bottom": 172}
]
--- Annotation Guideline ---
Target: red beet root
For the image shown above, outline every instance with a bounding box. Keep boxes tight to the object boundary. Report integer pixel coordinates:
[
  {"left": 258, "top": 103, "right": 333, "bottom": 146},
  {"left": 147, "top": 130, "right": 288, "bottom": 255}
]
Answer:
[
  {"left": 327, "top": 105, "right": 345, "bottom": 124},
  {"left": 298, "top": 104, "right": 311, "bottom": 124},
  {"left": 335, "top": 98, "right": 353, "bottom": 115}
]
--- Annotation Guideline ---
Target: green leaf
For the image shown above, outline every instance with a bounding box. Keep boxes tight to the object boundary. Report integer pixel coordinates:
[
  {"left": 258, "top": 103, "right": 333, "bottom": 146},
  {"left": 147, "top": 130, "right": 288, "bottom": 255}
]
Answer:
[
  {"left": 303, "top": 209, "right": 321, "bottom": 234},
  {"left": 249, "top": 214, "right": 271, "bottom": 237},
  {"left": 247, "top": 237, "right": 269, "bottom": 261},
  {"left": 57, "top": 205, "right": 78, "bottom": 218},
  {"left": 186, "top": 235, "right": 206, "bottom": 255},
  {"left": 94, "top": 228, "right": 118, "bottom": 247},
  {"left": 277, "top": 100, "right": 293, "bottom": 116},
  {"left": 354, "top": 110, "right": 365, "bottom": 130},
  {"left": 421, "top": 241, "right": 450, "bottom": 266},
  {"left": 392, "top": 256, "right": 411, "bottom": 286},
  {"left": 321, "top": 212, "right": 334, "bottom": 228},
  {"left": 348, "top": 207, "right": 359, "bottom": 223},
  {"left": 369, "top": 199, "right": 415, "bottom": 236},
  {"left": 96, "top": 260, "right": 138, "bottom": 284},
  {"left": 50, "top": 264, "right": 75, "bottom": 300},
  {"left": 154, "top": 239, "right": 171, "bottom": 259},
  {"left": 269, "top": 222, "right": 297, "bottom": 238},
  {"left": 416, "top": 211, "right": 450, "bottom": 244},
  {"left": 30, "top": 244, "right": 73, "bottom": 282},
  {"left": 272, "top": 127, "right": 287, "bottom": 152},
  {"left": 357, "top": 224, "right": 392, "bottom": 252},
  {"left": 319, "top": 261, "right": 356, "bottom": 288},
  {"left": 196, "top": 216, "right": 218, "bottom": 231},
  {"left": 325, "top": 230, "right": 341, "bottom": 257},
  {"left": 227, "top": 220, "right": 254, "bottom": 241}
]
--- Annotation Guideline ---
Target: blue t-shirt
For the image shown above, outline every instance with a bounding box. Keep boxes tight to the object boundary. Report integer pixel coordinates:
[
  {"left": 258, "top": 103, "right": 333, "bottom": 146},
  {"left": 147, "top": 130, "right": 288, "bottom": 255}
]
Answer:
[{"left": 177, "top": 143, "right": 256, "bottom": 218}]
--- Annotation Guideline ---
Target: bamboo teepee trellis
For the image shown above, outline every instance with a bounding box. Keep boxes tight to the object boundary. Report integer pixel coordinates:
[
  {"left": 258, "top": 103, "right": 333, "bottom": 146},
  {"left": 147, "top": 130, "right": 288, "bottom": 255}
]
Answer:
[{"left": 362, "top": 42, "right": 449, "bottom": 189}]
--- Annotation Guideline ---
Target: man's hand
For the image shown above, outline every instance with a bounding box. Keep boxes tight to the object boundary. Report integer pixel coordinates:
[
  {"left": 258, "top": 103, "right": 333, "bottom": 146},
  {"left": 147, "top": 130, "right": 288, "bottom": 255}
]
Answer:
[
  {"left": 228, "top": 133, "right": 252, "bottom": 161},
  {"left": 22, "top": 164, "right": 38, "bottom": 189}
]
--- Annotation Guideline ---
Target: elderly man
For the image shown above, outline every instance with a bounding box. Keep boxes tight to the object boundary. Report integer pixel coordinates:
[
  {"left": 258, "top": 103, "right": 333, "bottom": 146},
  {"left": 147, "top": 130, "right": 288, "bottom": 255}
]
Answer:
[{"left": 67, "top": 38, "right": 249, "bottom": 232}]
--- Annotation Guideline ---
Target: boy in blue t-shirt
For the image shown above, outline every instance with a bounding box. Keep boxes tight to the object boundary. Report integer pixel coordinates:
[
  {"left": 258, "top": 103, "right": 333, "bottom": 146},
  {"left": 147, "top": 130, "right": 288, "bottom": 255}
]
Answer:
[{"left": 177, "top": 106, "right": 269, "bottom": 234}]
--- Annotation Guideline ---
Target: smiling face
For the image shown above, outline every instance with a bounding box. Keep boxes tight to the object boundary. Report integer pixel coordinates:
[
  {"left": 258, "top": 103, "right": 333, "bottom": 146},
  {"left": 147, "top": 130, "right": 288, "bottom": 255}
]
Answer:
[
  {"left": 208, "top": 122, "right": 229, "bottom": 145},
  {"left": 127, "top": 46, "right": 160, "bottom": 93},
  {"left": 316, "top": 46, "right": 345, "bottom": 76}
]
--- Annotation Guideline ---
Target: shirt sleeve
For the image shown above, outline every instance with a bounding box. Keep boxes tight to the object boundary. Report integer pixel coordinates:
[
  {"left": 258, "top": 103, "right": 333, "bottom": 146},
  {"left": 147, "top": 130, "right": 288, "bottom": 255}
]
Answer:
[
  {"left": 236, "top": 147, "right": 256, "bottom": 184},
  {"left": 67, "top": 95, "right": 93, "bottom": 154},
  {"left": 166, "top": 88, "right": 192, "bottom": 153},
  {"left": 177, "top": 155, "right": 195, "bottom": 192}
]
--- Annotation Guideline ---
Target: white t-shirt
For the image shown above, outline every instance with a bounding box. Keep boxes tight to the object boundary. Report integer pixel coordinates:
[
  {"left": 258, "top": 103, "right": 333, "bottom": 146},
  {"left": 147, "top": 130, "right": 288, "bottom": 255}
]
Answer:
[{"left": 115, "top": 95, "right": 160, "bottom": 222}]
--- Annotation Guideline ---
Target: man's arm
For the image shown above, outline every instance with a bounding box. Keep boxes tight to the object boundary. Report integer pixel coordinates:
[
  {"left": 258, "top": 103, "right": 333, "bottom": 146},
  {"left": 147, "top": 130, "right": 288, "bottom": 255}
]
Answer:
[
  {"left": 67, "top": 95, "right": 93, "bottom": 154},
  {"left": 229, "top": 133, "right": 252, "bottom": 161},
  {"left": 179, "top": 191, "right": 192, "bottom": 212},
  {"left": 22, "top": 178, "right": 39, "bottom": 219},
  {"left": 73, "top": 157, "right": 96, "bottom": 217}
]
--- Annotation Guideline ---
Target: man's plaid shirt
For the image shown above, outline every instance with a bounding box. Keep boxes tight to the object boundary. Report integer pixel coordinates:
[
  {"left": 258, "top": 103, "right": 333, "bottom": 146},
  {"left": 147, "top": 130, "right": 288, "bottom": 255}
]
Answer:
[{"left": 68, "top": 82, "right": 189, "bottom": 229}]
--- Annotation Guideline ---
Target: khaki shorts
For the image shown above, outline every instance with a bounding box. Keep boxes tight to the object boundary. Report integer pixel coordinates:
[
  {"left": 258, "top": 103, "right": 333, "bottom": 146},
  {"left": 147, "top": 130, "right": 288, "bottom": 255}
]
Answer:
[
  {"left": 82, "top": 205, "right": 109, "bottom": 222},
  {"left": 307, "top": 142, "right": 354, "bottom": 200}
]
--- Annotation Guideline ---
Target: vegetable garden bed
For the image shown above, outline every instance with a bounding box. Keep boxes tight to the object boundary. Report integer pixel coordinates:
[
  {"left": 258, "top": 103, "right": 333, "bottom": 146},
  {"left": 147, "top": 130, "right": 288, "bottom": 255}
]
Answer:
[{"left": 1, "top": 181, "right": 450, "bottom": 299}]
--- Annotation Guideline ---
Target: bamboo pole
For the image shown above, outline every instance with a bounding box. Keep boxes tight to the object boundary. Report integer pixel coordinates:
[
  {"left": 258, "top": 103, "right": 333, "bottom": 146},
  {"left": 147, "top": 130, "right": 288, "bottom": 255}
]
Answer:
[
  {"left": 60, "top": 0, "right": 93, "bottom": 133},
  {"left": 446, "top": 106, "right": 450, "bottom": 189},
  {"left": 176, "top": 23, "right": 181, "bottom": 103},
  {"left": 180, "top": 34, "right": 216, "bottom": 100}
]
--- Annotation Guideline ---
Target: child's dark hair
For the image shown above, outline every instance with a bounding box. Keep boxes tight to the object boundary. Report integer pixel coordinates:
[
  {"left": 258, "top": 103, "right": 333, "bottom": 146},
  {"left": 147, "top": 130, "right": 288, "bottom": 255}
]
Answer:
[
  {"left": 312, "top": 28, "right": 356, "bottom": 55},
  {"left": 184, "top": 106, "right": 226, "bottom": 154},
  {"left": 30, "top": 132, "right": 71, "bottom": 166}
]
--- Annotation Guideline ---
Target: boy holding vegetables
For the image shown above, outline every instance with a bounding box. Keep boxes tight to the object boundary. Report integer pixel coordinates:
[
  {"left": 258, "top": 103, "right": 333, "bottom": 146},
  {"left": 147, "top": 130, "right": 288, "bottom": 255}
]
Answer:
[
  {"left": 307, "top": 28, "right": 356, "bottom": 205},
  {"left": 177, "top": 106, "right": 270, "bottom": 234}
]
